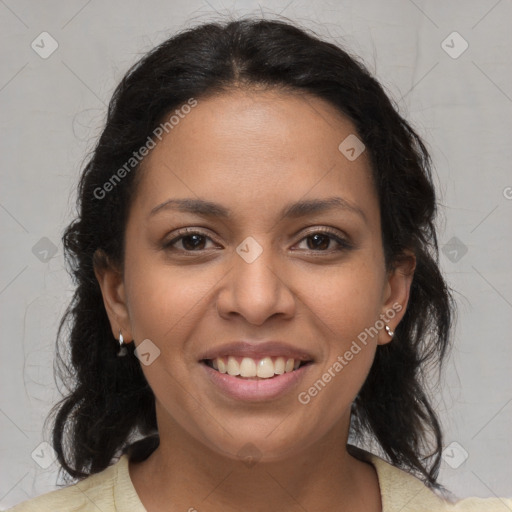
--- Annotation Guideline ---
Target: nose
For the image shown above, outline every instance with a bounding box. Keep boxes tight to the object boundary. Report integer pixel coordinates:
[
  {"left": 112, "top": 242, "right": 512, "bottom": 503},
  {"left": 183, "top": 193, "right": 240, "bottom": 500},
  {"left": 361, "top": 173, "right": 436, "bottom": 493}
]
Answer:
[{"left": 215, "top": 239, "right": 296, "bottom": 326}]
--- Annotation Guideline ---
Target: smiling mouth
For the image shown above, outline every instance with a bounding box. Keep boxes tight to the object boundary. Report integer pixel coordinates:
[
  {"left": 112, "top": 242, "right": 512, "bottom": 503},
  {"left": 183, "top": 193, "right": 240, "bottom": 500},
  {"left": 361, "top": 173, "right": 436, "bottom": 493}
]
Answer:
[{"left": 201, "top": 356, "right": 313, "bottom": 380}]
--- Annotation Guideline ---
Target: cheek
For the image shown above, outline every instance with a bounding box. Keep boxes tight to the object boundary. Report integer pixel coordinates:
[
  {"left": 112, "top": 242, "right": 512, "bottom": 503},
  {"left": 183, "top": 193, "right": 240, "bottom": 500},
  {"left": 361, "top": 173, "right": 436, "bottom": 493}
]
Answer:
[
  {"left": 123, "top": 252, "right": 221, "bottom": 349},
  {"left": 124, "top": 268, "right": 178, "bottom": 341},
  {"left": 126, "top": 277, "right": 177, "bottom": 338},
  {"left": 122, "top": 257, "right": 212, "bottom": 419},
  {"left": 304, "top": 259, "right": 385, "bottom": 337},
  {"left": 296, "top": 259, "right": 384, "bottom": 395}
]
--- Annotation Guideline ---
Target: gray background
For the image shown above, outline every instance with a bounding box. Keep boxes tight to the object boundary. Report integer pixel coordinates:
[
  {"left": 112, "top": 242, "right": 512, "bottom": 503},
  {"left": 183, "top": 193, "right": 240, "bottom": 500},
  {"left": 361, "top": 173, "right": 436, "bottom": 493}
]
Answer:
[{"left": 1, "top": 0, "right": 511, "bottom": 508}]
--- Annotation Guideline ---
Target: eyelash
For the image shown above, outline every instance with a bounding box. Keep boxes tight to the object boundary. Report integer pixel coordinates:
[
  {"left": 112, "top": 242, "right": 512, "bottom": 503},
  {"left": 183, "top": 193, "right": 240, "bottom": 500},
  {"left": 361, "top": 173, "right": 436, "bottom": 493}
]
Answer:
[{"left": 163, "top": 227, "right": 352, "bottom": 255}]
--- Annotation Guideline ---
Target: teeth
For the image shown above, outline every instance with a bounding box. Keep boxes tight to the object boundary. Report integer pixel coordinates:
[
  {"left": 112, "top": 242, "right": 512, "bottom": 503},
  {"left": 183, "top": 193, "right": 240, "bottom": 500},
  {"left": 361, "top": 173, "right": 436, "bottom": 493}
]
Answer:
[
  {"left": 274, "top": 357, "right": 285, "bottom": 375},
  {"left": 217, "top": 357, "right": 227, "bottom": 374},
  {"left": 210, "top": 356, "right": 306, "bottom": 378},
  {"left": 227, "top": 356, "right": 240, "bottom": 376},
  {"left": 240, "top": 357, "right": 257, "bottom": 377},
  {"left": 257, "top": 357, "right": 275, "bottom": 378}
]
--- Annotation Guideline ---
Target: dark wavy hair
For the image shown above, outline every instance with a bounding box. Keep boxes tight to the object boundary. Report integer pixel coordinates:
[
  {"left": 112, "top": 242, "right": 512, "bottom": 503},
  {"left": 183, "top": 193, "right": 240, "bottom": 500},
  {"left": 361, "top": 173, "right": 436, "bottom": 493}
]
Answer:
[{"left": 47, "top": 16, "right": 454, "bottom": 488}]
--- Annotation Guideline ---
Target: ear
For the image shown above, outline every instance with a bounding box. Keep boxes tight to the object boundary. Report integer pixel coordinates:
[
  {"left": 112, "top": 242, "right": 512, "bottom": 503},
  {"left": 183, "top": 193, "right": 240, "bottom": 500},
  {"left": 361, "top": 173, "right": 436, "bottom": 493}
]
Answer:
[
  {"left": 377, "top": 250, "right": 416, "bottom": 346},
  {"left": 93, "top": 249, "right": 133, "bottom": 344}
]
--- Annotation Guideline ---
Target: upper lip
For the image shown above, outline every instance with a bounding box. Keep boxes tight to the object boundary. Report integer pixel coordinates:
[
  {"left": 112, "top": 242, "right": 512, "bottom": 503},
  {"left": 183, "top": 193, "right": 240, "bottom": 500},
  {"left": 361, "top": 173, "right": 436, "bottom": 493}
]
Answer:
[{"left": 199, "top": 341, "right": 315, "bottom": 362}]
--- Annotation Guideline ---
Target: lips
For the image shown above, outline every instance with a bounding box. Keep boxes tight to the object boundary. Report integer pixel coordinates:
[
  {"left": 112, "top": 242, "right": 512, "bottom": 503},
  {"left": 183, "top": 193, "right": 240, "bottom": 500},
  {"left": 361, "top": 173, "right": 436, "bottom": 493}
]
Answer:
[
  {"left": 198, "top": 341, "right": 315, "bottom": 400},
  {"left": 201, "top": 360, "right": 313, "bottom": 401}
]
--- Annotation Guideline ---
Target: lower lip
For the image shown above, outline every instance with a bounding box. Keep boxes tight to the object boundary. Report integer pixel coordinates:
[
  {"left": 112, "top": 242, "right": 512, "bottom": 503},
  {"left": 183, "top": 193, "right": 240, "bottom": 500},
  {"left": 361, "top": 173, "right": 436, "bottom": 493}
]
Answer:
[{"left": 200, "top": 362, "right": 312, "bottom": 402}]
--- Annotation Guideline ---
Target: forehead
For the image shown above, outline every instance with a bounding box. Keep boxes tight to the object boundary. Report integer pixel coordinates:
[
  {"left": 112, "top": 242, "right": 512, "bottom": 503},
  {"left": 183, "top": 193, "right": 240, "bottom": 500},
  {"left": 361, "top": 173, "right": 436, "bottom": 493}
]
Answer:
[{"left": 132, "top": 88, "right": 378, "bottom": 226}]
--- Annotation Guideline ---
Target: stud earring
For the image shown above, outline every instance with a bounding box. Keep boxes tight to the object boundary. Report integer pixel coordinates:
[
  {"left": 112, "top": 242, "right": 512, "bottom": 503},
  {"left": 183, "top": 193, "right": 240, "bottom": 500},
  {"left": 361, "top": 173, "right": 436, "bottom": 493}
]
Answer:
[
  {"left": 385, "top": 325, "right": 394, "bottom": 338},
  {"left": 117, "top": 330, "right": 127, "bottom": 357}
]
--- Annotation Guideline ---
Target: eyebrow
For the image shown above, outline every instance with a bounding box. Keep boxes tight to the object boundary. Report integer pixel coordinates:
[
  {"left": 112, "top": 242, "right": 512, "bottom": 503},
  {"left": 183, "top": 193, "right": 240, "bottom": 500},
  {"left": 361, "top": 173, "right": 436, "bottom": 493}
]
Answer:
[{"left": 149, "top": 196, "right": 367, "bottom": 223}]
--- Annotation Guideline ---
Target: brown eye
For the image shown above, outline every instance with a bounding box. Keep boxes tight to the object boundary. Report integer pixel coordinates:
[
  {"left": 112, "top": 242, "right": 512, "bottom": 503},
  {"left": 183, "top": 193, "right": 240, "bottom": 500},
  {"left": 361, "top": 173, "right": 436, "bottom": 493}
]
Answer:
[
  {"left": 295, "top": 229, "right": 352, "bottom": 253},
  {"left": 163, "top": 228, "right": 352, "bottom": 254},
  {"left": 305, "top": 233, "right": 331, "bottom": 250},
  {"left": 164, "top": 230, "right": 217, "bottom": 252},
  {"left": 178, "top": 234, "right": 208, "bottom": 251}
]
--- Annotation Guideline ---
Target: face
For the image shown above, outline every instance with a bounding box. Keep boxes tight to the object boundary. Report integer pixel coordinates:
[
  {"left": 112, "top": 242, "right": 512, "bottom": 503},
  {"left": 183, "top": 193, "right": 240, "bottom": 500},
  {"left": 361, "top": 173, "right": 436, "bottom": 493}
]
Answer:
[{"left": 96, "top": 88, "right": 413, "bottom": 463}]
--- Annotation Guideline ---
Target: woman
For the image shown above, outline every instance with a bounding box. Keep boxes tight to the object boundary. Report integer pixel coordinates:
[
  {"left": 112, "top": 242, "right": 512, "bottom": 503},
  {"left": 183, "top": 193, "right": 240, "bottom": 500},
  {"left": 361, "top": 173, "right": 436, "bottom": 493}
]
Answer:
[{"left": 9, "top": 17, "right": 511, "bottom": 512}]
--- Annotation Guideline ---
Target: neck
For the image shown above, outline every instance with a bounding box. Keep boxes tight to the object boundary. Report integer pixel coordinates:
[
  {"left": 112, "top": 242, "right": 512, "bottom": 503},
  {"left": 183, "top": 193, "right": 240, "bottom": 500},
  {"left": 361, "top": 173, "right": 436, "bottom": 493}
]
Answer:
[{"left": 129, "top": 413, "right": 382, "bottom": 512}]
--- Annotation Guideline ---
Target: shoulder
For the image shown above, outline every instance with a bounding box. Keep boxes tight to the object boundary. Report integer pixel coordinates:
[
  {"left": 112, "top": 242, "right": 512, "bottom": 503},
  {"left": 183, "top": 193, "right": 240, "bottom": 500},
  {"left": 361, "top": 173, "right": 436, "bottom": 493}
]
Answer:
[
  {"left": 449, "top": 497, "right": 512, "bottom": 511},
  {"left": 7, "top": 454, "right": 145, "bottom": 512},
  {"left": 348, "top": 444, "right": 512, "bottom": 512}
]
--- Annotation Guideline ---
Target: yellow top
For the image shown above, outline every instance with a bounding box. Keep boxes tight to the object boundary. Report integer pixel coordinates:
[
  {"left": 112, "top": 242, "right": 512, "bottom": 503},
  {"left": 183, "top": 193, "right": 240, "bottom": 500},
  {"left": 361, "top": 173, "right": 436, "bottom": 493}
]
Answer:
[{"left": 8, "top": 449, "right": 512, "bottom": 511}]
